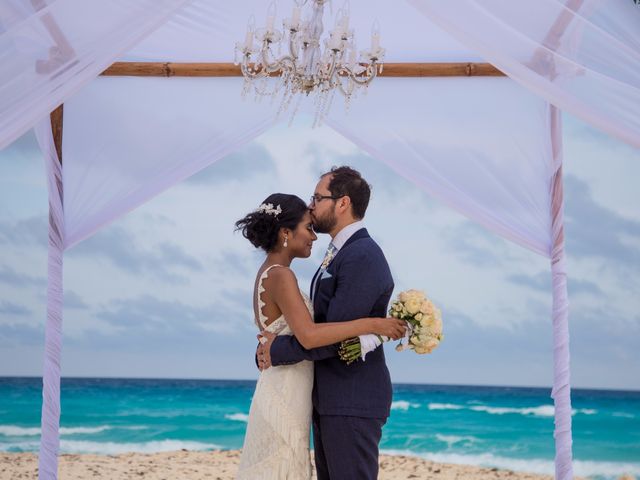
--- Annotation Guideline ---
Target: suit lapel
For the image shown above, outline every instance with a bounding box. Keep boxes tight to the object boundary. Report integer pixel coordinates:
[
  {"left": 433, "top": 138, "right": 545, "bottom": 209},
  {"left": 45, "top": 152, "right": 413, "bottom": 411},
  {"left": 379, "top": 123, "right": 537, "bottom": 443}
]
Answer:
[
  {"left": 312, "top": 228, "right": 370, "bottom": 313},
  {"left": 310, "top": 265, "right": 322, "bottom": 299}
]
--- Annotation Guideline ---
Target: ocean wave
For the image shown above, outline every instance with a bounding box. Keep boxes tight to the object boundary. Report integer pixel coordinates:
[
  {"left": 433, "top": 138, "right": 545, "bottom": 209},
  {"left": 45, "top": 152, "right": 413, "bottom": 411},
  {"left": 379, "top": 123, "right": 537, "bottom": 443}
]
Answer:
[
  {"left": 60, "top": 426, "right": 112, "bottom": 435},
  {"left": 0, "top": 426, "right": 41, "bottom": 436},
  {"left": 380, "top": 449, "right": 640, "bottom": 478},
  {"left": 434, "top": 434, "right": 478, "bottom": 448},
  {"left": 1, "top": 439, "right": 221, "bottom": 455},
  {"left": 224, "top": 413, "right": 249, "bottom": 422},
  {"left": 613, "top": 412, "right": 635, "bottom": 418},
  {"left": 426, "top": 404, "right": 597, "bottom": 417},
  {"left": 391, "top": 401, "right": 420, "bottom": 411},
  {"left": 427, "top": 403, "right": 464, "bottom": 410},
  {"left": 469, "top": 405, "right": 556, "bottom": 417},
  {"left": 0, "top": 425, "right": 147, "bottom": 437}
]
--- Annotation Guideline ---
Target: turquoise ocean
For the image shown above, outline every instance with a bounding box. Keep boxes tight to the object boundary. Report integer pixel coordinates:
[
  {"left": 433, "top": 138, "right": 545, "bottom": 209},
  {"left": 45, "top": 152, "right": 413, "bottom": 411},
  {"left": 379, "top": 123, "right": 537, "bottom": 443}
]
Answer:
[{"left": 1, "top": 377, "right": 639, "bottom": 479}]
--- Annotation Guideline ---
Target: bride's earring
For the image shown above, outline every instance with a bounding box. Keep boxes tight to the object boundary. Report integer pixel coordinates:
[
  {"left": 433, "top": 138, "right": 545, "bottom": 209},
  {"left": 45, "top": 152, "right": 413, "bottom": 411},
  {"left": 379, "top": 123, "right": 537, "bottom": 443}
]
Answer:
[{"left": 283, "top": 234, "right": 288, "bottom": 248}]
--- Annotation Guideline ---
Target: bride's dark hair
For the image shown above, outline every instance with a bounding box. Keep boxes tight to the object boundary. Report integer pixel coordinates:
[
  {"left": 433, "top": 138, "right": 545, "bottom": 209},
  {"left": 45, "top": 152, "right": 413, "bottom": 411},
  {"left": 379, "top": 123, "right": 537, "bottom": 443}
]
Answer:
[{"left": 235, "top": 193, "right": 308, "bottom": 252}]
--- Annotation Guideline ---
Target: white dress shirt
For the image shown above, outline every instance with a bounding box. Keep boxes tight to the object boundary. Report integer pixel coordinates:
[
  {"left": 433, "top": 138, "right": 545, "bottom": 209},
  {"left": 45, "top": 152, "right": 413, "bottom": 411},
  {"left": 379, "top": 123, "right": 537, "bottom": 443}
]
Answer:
[{"left": 330, "top": 219, "right": 365, "bottom": 253}]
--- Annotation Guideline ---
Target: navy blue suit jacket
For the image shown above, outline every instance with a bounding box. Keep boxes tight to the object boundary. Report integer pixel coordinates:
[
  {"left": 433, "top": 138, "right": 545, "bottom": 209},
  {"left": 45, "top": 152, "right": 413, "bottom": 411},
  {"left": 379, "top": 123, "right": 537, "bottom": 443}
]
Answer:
[{"left": 270, "top": 228, "right": 394, "bottom": 419}]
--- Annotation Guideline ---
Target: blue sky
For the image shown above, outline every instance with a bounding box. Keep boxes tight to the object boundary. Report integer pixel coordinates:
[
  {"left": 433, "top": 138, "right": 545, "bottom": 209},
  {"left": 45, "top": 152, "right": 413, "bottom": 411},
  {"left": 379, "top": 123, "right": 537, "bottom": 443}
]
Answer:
[{"left": 0, "top": 114, "right": 639, "bottom": 390}]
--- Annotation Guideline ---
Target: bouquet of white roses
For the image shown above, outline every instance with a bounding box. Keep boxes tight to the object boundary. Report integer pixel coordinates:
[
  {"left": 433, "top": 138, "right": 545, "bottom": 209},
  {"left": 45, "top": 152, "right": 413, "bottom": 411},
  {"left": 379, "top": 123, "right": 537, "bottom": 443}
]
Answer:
[{"left": 339, "top": 289, "right": 443, "bottom": 364}]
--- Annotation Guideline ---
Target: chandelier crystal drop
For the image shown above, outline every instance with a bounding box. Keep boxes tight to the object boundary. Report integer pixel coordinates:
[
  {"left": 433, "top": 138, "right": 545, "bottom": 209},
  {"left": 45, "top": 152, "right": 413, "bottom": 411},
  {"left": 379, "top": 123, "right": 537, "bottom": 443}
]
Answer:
[{"left": 234, "top": 0, "right": 385, "bottom": 126}]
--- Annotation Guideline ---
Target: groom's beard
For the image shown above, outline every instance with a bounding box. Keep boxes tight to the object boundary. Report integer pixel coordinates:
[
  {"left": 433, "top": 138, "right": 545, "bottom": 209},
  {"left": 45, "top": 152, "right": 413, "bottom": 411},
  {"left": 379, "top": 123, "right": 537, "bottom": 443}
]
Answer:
[{"left": 312, "top": 210, "right": 337, "bottom": 234}]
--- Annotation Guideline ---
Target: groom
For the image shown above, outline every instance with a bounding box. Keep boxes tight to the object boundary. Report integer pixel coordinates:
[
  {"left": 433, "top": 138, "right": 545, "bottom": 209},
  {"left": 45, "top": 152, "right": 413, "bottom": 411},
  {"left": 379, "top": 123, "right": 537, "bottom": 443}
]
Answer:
[{"left": 258, "top": 166, "right": 395, "bottom": 480}]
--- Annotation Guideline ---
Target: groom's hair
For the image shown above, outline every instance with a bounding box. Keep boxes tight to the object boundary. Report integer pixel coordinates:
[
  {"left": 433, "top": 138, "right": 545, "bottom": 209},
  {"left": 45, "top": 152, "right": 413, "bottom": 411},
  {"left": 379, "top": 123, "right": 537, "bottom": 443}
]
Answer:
[{"left": 322, "top": 166, "right": 371, "bottom": 219}]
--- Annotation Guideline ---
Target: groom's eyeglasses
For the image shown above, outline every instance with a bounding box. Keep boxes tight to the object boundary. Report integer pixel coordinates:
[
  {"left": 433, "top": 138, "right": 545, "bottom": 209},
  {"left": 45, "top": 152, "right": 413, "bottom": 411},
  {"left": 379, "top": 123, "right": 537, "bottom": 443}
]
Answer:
[{"left": 310, "top": 194, "right": 341, "bottom": 205}]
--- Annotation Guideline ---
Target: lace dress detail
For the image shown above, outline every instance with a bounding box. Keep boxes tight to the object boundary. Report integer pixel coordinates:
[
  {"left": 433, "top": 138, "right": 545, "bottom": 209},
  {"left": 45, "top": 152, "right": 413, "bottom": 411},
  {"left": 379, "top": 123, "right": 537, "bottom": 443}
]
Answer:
[{"left": 237, "top": 265, "right": 314, "bottom": 480}]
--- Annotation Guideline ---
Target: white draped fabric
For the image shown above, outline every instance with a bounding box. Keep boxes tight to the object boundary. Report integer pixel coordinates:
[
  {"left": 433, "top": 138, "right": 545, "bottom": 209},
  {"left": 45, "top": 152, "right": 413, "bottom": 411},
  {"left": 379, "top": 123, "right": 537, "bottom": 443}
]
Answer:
[
  {"left": 326, "top": 77, "right": 554, "bottom": 256},
  {"left": 407, "top": 0, "right": 640, "bottom": 149},
  {"left": 2, "top": 1, "right": 639, "bottom": 479},
  {"left": 62, "top": 77, "right": 277, "bottom": 248},
  {"left": 0, "top": 0, "right": 190, "bottom": 151},
  {"left": 549, "top": 106, "right": 573, "bottom": 480},
  {"left": 33, "top": 118, "right": 64, "bottom": 480}
]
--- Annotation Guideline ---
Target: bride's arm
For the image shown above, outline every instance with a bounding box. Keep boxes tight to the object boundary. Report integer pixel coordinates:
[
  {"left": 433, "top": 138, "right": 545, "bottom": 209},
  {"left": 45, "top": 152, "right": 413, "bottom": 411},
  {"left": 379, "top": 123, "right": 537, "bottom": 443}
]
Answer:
[{"left": 268, "top": 267, "right": 405, "bottom": 350}]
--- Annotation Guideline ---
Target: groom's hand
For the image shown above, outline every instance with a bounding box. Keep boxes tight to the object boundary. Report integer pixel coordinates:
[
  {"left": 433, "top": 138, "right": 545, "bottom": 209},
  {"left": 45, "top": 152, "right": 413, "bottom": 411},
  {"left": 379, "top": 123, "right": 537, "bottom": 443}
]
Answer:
[{"left": 257, "top": 331, "right": 276, "bottom": 371}]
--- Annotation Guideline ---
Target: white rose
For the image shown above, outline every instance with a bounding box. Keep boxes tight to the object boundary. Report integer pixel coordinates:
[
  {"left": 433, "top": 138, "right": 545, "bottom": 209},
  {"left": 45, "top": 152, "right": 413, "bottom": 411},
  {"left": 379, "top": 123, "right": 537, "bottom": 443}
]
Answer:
[
  {"left": 414, "top": 312, "right": 423, "bottom": 321},
  {"left": 413, "top": 345, "right": 434, "bottom": 354},
  {"left": 409, "top": 289, "right": 425, "bottom": 301},
  {"left": 431, "top": 317, "right": 443, "bottom": 334},
  {"left": 420, "top": 300, "right": 433, "bottom": 315},
  {"left": 405, "top": 298, "right": 421, "bottom": 314},
  {"left": 420, "top": 315, "right": 434, "bottom": 328},
  {"left": 425, "top": 337, "right": 440, "bottom": 350}
]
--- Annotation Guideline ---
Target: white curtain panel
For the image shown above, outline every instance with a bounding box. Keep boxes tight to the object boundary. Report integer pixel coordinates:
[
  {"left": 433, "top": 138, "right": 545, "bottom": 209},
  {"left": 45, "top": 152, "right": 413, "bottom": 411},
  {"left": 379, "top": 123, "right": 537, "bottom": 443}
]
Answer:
[
  {"left": 407, "top": 0, "right": 640, "bottom": 149},
  {"left": 0, "top": 0, "right": 190, "bottom": 151},
  {"left": 33, "top": 117, "right": 65, "bottom": 480},
  {"left": 325, "top": 77, "right": 554, "bottom": 256},
  {"left": 62, "top": 76, "right": 278, "bottom": 248}
]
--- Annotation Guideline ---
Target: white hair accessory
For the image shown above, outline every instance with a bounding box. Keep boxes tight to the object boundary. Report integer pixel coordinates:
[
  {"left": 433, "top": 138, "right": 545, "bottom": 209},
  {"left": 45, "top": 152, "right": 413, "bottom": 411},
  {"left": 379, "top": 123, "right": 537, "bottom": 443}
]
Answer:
[{"left": 256, "top": 203, "right": 282, "bottom": 217}]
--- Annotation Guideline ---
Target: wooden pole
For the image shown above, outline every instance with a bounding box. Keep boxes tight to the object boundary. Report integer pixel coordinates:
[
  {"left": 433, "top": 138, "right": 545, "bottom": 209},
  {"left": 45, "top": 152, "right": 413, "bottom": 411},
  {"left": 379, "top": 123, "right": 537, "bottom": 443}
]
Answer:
[
  {"left": 101, "top": 62, "right": 505, "bottom": 78},
  {"left": 50, "top": 105, "right": 63, "bottom": 165}
]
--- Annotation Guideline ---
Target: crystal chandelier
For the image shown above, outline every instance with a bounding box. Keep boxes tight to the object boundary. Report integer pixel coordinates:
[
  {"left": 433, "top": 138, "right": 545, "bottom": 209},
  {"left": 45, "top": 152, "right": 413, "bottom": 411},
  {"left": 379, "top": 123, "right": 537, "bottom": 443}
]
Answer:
[{"left": 234, "top": 0, "right": 385, "bottom": 126}]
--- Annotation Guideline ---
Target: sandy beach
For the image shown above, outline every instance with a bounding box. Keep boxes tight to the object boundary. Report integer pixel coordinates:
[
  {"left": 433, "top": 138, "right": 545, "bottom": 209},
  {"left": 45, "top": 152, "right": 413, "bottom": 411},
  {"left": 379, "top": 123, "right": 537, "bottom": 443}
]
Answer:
[{"left": 0, "top": 450, "right": 572, "bottom": 480}]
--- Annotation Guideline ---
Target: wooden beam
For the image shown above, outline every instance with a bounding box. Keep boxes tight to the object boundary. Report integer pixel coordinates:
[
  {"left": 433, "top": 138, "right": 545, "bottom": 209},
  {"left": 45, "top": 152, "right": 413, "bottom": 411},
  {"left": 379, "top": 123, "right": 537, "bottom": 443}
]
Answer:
[
  {"left": 50, "top": 104, "right": 63, "bottom": 165},
  {"left": 31, "top": 0, "right": 76, "bottom": 74},
  {"left": 101, "top": 62, "right": 505, "bottom": 78}
]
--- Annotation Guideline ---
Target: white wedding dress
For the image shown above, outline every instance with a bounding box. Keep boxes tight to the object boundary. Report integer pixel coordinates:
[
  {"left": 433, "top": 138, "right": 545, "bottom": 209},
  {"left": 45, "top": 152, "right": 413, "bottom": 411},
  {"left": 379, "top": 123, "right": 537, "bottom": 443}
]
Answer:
[{"left": 236, "top": 264, "right": 314, "bottom": 480}]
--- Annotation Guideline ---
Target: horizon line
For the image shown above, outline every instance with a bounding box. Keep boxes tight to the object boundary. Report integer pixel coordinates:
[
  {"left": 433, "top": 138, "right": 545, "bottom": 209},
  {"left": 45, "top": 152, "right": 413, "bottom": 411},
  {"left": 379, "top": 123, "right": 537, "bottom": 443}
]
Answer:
[{"left": 1, "top": 375, "right": 638, "bottom": 393}]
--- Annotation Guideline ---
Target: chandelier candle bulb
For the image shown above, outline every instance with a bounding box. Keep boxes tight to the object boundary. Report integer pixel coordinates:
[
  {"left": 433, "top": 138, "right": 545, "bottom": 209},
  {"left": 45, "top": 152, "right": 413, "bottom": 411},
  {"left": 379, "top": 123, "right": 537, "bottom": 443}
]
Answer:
[
  {"left": 329, "top": 32, "right": 342, "bottom": 50},
  {"left": 371, "top": 31, "right": 380, "bottom": 52},
  {"left": 348, "top": 48, "right": 356, "bottom": 68},
  {"left": 266, "top": 2, "right": 276, "bottom": 31},
  {"left": 341, "top": 0, "right": 351, "bottom": 29},
  {"left": 340, "top": 14, "right": 349, "bottom": 33},
  {"left": 371, "top": 20, "right": 381, "bottom": 52},
  {"left": 244, "top": 29, "right": 253, "bottom": 50},
  {"left": 292, "top": 6, "right": 301, "bottom": 27}
]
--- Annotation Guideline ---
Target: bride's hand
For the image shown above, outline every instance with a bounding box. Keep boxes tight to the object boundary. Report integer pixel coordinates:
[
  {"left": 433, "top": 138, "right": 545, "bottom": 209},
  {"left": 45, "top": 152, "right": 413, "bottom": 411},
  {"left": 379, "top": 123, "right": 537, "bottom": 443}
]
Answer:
[{"left": 372, "top": 318, "right": 407, "bottom": 340}]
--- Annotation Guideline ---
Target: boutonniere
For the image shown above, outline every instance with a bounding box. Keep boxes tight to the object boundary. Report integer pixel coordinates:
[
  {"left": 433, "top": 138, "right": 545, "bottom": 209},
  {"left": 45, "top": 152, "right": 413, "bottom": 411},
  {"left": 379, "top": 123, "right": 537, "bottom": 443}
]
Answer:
[{"left": 321, "top": 248, "right": 336, "bottom": 269}]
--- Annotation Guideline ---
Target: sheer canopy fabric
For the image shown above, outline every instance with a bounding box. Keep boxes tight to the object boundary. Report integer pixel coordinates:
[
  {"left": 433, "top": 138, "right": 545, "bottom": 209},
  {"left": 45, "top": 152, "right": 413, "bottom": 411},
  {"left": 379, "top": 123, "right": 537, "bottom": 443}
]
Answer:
[
  {"left": 33, "top": 117, "right": 64, "bottom": 480},
  {"left": 0, "top": 0, "right": 189, "bottom": 151},
  {"left": 325, "top": 77, "right": 554, "bottom": 256},
  {"left": 63, "top": 77, "right": 277, "bottom": 248},
  {"left": 123, "top": 0, "right": 483, "bottom": 63},
  {"left": 63, "top": 77, "right": 554, "bottom": 256},
  {"left": 407, "top": 0, "right": 640, "bottom": 149}
]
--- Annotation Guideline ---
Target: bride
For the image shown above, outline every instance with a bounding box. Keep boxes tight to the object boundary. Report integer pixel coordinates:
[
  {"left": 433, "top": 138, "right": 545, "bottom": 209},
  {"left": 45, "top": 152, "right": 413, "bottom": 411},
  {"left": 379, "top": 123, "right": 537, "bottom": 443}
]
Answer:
[{"left": 234, "top": 193, "right": 405, "bottom": 479}]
